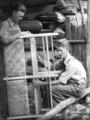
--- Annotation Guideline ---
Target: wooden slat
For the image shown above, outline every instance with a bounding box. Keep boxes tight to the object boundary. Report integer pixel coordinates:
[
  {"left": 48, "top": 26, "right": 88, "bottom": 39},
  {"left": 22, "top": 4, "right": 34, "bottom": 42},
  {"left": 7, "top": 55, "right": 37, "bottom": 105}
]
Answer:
[
  {"left": 42, "top": 36, "right": 47, "bottom": 70},
  {"left": 30, "top": 37, "right": 41, "bottom": 114},
  {"left": 69, "top": 40, "right": 86, "bottom": 43},
  {"left": 51, "top": 36, "right": 55, "bottom": 71},
  {"left": 19, "top": 33, "right": 59, "bottom": 39},
  {"left": 45, "top": 36, "right": 53, "bottom": 108},
  {"left": 86, "top": 0, "right": 90, "bottom": 87},
  {"left": 54, "top": 39, "right": 86, "bottom": 43},
  {"left": 7, "top": 115, "right": 44, "bottom": 120},
  {"left": 3, "top": 73, "right": 58, "bottom": 81},
  {"left": 7, "top": 114, "right": 62, "bottom": 120}
]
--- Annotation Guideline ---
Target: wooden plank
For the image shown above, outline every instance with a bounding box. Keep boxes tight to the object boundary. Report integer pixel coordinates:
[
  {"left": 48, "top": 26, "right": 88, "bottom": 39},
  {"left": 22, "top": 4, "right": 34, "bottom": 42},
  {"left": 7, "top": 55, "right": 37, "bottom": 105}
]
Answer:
[
  {"left": 69, "top": 39, "right": 85, "bottom": 43},
  {"left": 51, "top": 36, "right": 55, "bottom": 70},
  {"left": 7, "top": 113, "right": 62, "bottom": 120},
  {"left": 42, "top": 36, "right": 47, "bottom": 70},
  {"left": 3, "top": 38, "right": 30, "bottom": 116},
  {"left": 30, "top": 37, "right": 41, "bottom": 114},
  {"left": 54, "top": 39, "right": 85, "bottom": 43},
  {"left": 19, "top": 33, "right": 59, "bottom": 39},
  {"left": 86, "top": 0, "right": 90, "bottom": 87},
  {"left": 45, "top": 36, "right": 53, "bottom": 108},
  {"left": 3, "top": 73, "right": 58, "bottom": 81},
  {"left": 7, "top": 115, "right": 44, "bottom": 120}
]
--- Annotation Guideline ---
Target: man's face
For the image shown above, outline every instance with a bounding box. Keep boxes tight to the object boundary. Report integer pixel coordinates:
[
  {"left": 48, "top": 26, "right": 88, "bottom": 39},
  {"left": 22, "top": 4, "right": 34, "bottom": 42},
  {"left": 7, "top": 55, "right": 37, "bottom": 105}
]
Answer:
[
  {"left": 54, "top": 47, "right": 68, "bottom": 60},
  {"left": 13, "top": 11, "right": 25, "bottom": 23}
]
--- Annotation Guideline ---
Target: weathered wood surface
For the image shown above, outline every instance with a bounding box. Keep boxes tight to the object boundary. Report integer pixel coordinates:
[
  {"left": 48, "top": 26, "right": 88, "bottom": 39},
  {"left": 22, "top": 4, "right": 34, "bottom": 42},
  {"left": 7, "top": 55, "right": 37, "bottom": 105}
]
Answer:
[
  {"left": 86, "top": 0, "right": 90, "bottom": 87},
  {"left": 66, "top": 14, "right": 87, "bottom": 69},
  {"left": 3, "top": 73, "right": 58, "bottom": 81},
  {"left": 30, "top": 37, "right": 41, "bottom": 114},
  {"left": 3, "top": 38, "right": 30, "bottom": 116},
  {"left": 0, "top": 45, "right": 8, "bottom": 118}
]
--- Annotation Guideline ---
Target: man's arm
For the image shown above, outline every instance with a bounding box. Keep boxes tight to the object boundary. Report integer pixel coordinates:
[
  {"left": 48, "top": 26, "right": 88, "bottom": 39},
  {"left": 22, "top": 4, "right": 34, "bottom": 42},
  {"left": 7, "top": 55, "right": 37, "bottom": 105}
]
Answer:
[
  {"left": 0, "top": 22, "right": 20, "bottom": 44},
  {"left": 0, "top": 22, "right": 29, "bottom": 45},
  {"left": 37, "top": 54, "right": 53, "bottom": 69},
  {"left": 51, "top": 60, "right": 77, "bottom": 85}
]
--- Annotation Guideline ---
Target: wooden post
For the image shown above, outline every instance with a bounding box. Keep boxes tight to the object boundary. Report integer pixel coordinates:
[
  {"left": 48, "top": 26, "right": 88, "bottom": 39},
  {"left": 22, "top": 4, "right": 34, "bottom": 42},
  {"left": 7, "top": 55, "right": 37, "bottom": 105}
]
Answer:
[
  {"left": 3, "top": 38, "right": 30, "bottom": 116},
  {"left": 30, "top": 37, "right": 41, "bottom": 114},
  {"left": 0, "top": 45, "right": 8, "bottom": 118},
  {"left": 45, "top": 36, "right": 53, "bottom": 108},
  {"left": 66, "top": 16, "right": 72, "bottom": 40},
  {"left": 86, "top": 0, "right": 90, "bottom": 87}
]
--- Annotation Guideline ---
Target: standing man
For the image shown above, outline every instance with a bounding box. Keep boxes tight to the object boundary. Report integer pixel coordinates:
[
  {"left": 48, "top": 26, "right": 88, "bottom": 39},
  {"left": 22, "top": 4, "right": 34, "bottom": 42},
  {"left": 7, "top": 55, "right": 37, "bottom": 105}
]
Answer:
[
  {"left": 0, "top": 2, "right": 28, "bottom": 45},
  {"left": 0, "top": 2, "right": 30, "bottom": 117}
]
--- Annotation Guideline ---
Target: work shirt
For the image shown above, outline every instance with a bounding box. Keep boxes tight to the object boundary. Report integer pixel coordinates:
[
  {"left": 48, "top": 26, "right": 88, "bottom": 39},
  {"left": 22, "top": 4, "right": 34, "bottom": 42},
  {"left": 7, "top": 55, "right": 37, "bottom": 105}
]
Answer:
[
  {"left": 0, "top": 18, "right": 21, "bottom": 44},
  {"left": 59, "top": 54, "right": 87, "bottom": 87}
]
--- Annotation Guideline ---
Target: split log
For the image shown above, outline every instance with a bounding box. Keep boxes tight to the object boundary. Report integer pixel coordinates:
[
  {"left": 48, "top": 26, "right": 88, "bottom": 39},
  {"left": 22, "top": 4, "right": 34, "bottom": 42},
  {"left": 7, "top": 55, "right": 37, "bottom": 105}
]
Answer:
[
  {"left": 37, "top": 97, "right": 76, "bottom": 120},
  {"left": 37, "top": 87, "right": 90, "bottom": 120}
]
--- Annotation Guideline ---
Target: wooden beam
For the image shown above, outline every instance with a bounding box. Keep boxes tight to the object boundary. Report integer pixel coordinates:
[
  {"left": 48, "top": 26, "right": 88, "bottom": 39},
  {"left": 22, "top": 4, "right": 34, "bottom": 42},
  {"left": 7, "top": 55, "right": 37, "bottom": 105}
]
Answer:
[
  {"left": 54, "top": 39, "right": 86, "bottom": 43},
  {"left": 7, "top": 115, "right": 44, "bottom": 120},
  {"left": 69, "top": 40, "right": 86, "bottom": 43},
  {"left": 3, "top": 74, "right": 58, "bottom": 81},
  {"left": 86, "top": 0, "right": 90, "bottom": 87},
  {"left": 19, "top": 33, "right": 59, "bottom": 39}
]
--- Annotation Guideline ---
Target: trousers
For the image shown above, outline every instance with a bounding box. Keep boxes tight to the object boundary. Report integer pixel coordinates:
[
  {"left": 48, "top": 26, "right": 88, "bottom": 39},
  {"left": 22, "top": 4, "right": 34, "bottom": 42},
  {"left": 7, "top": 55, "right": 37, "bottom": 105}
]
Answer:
[{"left": 52, "top": 83, "right": 85, "bottom": 106}]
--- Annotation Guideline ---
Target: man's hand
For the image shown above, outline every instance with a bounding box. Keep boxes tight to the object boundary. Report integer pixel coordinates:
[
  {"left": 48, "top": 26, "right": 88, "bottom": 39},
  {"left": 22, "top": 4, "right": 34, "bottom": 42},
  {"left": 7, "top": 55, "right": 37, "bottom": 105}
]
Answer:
[
  {"left": 37, "top": 54, "right": 45, "bottom": 67},
  {"left": 19, "top": 31, "right": 31, "bottom": 36}
]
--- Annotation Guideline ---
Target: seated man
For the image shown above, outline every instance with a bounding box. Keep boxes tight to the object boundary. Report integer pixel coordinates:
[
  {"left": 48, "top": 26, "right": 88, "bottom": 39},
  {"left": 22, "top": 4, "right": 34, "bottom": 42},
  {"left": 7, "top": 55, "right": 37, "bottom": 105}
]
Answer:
[
  {"left": 51, "top": 39, "right": 87, "bottom": 106},
  {"left": 36, "top": 39, "right": 87, "bottom": 107}
]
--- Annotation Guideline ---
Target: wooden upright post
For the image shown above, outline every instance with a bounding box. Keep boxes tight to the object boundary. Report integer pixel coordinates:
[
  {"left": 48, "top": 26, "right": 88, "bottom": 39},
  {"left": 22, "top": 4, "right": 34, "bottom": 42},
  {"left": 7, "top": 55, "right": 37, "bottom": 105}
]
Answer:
[
  {"left": 30, "top": 37, "right": 41, "bottom": 114},
  {"left": 0, "top": 45, "right": 8, "bottom": 118},
  {"left": 86, "top": 0, "right": 90, "bottom": 87}
]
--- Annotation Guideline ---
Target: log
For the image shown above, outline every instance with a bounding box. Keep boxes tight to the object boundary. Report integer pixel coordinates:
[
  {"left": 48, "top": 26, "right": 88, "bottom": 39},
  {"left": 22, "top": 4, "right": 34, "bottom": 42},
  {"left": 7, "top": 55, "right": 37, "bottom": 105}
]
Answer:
[
  {"left": 37, "top": 87, "right": 90, "bottom": 120},
  {"left": 37, "top": 98, "right": 76, "bottom": 120}
]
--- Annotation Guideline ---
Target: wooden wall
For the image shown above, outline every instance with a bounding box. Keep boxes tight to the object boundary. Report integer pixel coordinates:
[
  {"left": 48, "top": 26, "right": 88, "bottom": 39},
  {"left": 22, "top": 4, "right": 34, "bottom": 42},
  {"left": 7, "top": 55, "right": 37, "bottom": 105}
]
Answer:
[{"left": 66, "top": 14, "right": 87, "bottom": 68}]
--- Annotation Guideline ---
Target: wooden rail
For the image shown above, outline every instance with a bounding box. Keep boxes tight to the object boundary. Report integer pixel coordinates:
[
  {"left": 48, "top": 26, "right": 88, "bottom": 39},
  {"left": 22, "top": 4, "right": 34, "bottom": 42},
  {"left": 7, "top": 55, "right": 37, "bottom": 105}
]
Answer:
[
  {"left": 19, "top": 33, "right": 59, "bottom": 39},
  {"left": 3, "top": 73, "right": 58, "bottom": 81}
]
